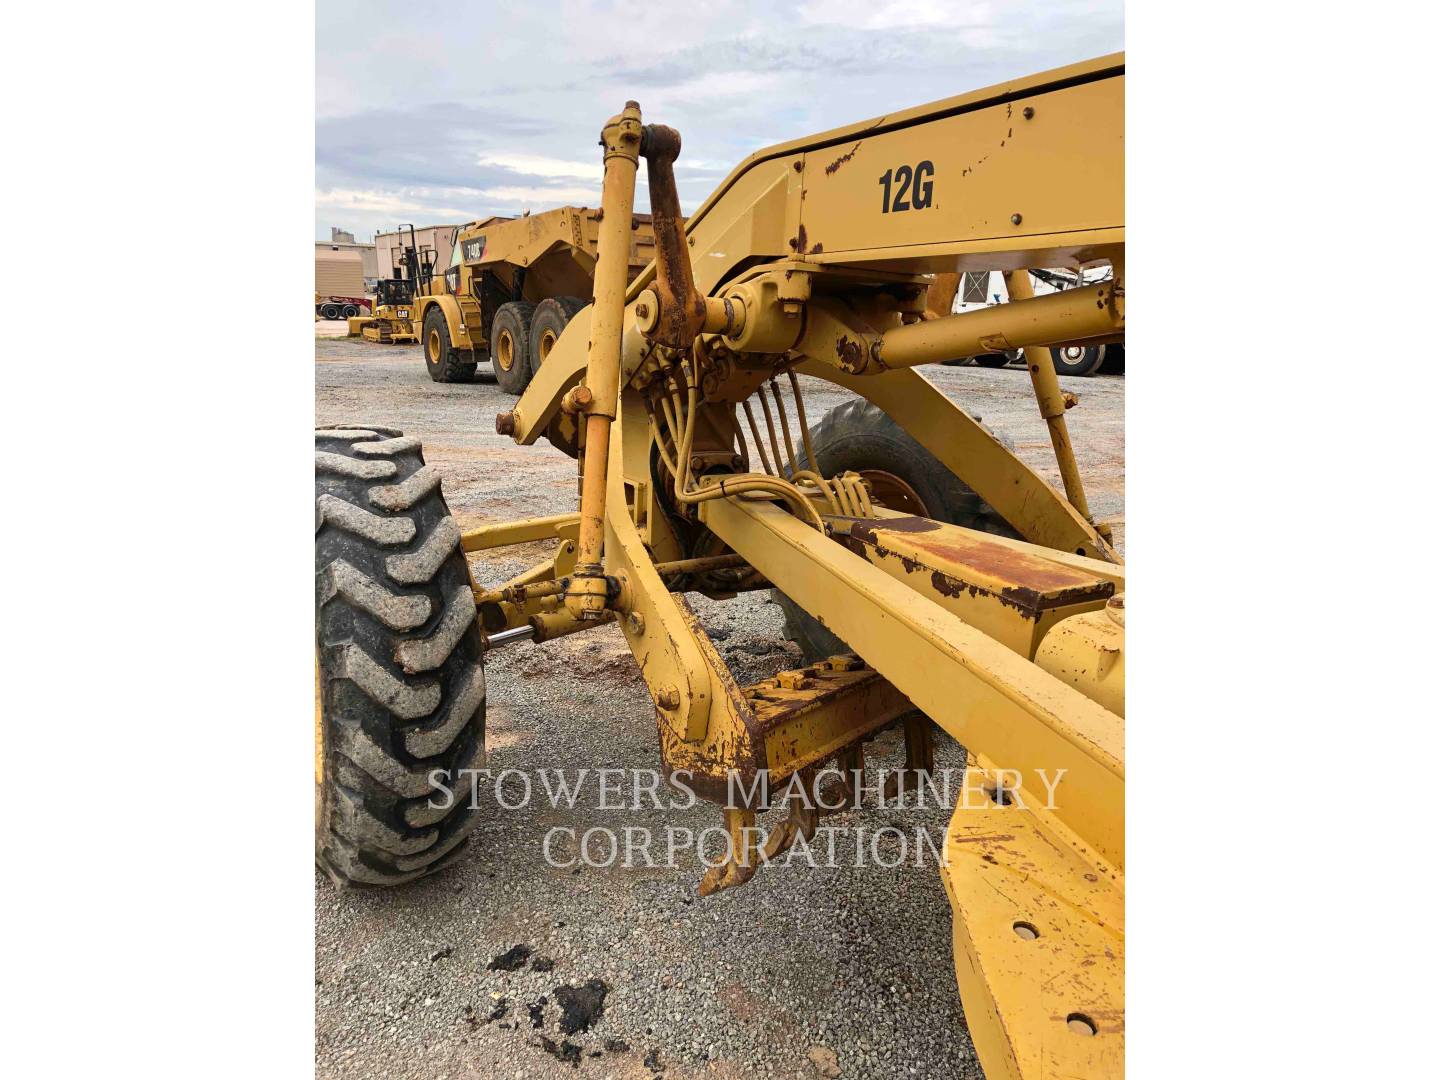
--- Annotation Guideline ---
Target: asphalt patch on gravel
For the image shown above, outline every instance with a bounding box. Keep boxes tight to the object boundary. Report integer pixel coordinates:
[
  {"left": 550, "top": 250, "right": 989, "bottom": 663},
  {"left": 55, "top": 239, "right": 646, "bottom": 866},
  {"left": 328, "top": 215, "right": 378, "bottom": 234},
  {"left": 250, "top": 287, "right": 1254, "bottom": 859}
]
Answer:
[
  {"left": 554, "top": 978, "right": 609, "bottom": 1035},
  {"left": 534, "top": 1034, "right": 582, "bottom": 1067},
  {"left": 487, "top": 943, "right": 533, "bottom": 971}
]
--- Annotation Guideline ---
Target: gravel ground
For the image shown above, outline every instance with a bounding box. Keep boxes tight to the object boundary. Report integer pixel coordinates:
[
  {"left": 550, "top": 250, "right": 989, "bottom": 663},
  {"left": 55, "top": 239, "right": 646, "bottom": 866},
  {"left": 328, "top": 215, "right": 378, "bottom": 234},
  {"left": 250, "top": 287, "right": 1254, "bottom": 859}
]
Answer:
[{"left": 315, "top": 337, "right": 1124, "bottom": 1079}]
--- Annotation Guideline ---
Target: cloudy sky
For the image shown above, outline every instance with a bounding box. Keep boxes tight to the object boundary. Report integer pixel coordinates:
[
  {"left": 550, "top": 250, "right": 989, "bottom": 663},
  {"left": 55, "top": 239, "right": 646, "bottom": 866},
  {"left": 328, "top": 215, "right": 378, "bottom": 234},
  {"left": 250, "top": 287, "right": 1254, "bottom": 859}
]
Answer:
[{"left": 316, "top": 1, "right": 1123, "bottom": 242}]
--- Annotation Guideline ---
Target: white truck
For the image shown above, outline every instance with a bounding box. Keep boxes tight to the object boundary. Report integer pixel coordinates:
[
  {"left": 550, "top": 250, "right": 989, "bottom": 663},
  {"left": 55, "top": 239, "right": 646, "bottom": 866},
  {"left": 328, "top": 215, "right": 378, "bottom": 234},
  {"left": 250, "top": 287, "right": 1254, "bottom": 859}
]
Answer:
[{"left": 954, "top": 267, "right": 1124, "bottom": 376}]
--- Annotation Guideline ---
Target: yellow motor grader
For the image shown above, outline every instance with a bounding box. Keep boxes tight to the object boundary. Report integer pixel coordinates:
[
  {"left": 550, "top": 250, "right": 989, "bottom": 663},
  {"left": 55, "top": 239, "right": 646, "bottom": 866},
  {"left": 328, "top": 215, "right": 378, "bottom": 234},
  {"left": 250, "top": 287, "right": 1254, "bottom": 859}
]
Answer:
[{"left": 316, "top": 52, "right": 1125, "bottom": 1080}]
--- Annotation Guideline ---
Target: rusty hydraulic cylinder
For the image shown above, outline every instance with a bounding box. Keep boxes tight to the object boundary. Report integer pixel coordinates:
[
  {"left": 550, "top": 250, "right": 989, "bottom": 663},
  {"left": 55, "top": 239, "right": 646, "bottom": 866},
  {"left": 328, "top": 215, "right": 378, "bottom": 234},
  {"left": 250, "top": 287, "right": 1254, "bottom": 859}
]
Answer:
[
  {"left": 1003, "top": 269, "right": 1093, "bottom": 521},
  {"left": 566, "top": 102, "right": 643, "bottom": 621},
  {"left": 636, "top": 124, "right": 706, "bottom": 351},
  {"left": 873, "top": 280, "right": 1122, "bottom": 371}
]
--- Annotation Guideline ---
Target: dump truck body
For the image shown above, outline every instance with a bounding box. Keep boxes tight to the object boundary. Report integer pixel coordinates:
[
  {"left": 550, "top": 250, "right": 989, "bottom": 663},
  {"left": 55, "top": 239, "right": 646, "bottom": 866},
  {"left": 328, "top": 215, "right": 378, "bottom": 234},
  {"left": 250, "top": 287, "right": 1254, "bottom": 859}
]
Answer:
[{"left": 412, "top": 206, "right": 659, "bottom": 391}]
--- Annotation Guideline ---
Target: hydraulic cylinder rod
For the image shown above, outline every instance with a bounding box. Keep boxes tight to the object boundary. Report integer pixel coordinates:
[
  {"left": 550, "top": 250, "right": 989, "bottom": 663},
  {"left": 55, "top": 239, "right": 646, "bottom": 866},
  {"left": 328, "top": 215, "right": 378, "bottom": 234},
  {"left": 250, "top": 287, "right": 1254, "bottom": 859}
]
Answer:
[
  {"left": 1003, "top": 269, "right": 1093, "bottom": 521},
  {"left": 565, "top": 102, "right": 643, "bottom": 621},
  {"left": 873, "top": 279, "right": 1122, "bottom": 371}
]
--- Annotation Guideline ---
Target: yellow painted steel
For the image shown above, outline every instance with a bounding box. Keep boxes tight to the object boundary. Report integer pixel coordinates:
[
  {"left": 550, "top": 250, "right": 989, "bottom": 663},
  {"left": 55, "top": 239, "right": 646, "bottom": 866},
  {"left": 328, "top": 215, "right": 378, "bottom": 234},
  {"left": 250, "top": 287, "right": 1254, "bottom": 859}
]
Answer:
[
  {"left": 942, "top": 751, "right": 1124, "bottom": 1080},
  {"left": 460, "top": 512, "right": 580, "bottom": 552},
  {"left": 410, "top": 291, "right": 472, "bottom": 355},
  {"left": 1035, "top": 597, "right": 1125, "bottom": 718},
  {"left": 823, "top": 515, "right": 1116, "bottom": 657},
  {"left": 446, "top": 54, "right": 1126, "bottom": 1080},
  {"left": 795, "top": 360, "right": 1114, "bottom": 559},
  {"left": 873, "top": 281, "right": 1122, "bottom": 370},
  {"left": 566, "top": 102, "right": 643, "bottom": 622},
  {"left": 702, "top": 495, "right": 1123, "bottom": 869},
  {"left": 1003, "top": 268, "right": 1097, "bottom": 519}
]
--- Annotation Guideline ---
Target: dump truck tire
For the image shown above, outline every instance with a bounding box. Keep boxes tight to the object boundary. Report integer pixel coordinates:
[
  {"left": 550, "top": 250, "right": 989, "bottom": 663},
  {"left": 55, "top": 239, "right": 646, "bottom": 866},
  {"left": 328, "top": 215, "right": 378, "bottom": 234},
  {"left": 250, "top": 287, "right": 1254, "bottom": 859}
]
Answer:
[
  {"left": 774, "top": 399, "right": 1018, "bottom": 663},
  {"left": 491, "top": 301, "right": 537, "bottom": 395},
  {"left": 1049, "top": 344, "right": 1105, "bottom": 377},
  {"left": 974, "top": 353, "right": 1010, "bottom": 368},
  {"left": 423, "top": 307, "right": 477, "bottom": 383},
  {"left": 527, "top": 296, "right": 588, "bottom": 381},
  {"left": 342, "top": 304, "right": 360, "bottom": 319},
  {"left": 315, "top": 426, "right": 486, "bottom": 886},
  {"left": 321, "top": 303, "right": 341, "bottom": 320}
]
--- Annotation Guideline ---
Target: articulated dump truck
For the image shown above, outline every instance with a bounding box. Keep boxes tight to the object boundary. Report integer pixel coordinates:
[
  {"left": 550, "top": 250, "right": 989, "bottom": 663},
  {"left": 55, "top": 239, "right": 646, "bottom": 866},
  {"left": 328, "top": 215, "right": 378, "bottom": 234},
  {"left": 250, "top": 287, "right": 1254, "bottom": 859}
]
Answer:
[
  {"left": 316, "top": 52, "right": 1125, "bottom": 1080},
  {"left": 412, "top": 205, "right": 658, "bottom": 394}
]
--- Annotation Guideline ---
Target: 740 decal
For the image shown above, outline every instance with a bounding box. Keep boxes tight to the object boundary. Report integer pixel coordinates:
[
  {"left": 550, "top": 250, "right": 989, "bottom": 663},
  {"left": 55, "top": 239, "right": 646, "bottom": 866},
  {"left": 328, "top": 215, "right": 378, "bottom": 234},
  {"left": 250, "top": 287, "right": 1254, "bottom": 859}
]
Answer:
[{"left": 878, "top": 161, "right": 934, "bottom": 213}]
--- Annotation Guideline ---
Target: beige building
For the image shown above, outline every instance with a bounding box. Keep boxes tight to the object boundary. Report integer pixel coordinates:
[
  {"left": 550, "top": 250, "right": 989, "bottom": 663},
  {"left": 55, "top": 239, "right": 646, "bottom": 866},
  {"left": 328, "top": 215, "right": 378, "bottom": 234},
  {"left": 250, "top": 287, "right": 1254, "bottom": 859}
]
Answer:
[
  {"left": 374, "top": 225, "right": 461, "bottom": 283},
  {"left": 317, "top": 227, "right": 378, "bottom": 284}
]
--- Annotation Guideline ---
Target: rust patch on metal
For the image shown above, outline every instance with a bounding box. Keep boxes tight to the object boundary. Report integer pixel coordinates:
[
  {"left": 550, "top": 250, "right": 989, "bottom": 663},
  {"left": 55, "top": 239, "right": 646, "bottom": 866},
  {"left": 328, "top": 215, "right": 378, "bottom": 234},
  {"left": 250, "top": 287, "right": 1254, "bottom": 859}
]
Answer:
[
  {"left": 905, "top": 532, "right": 1108, "bottom": 596},
  {"left": 834, "top": 335, "right": 865, "bottom": 372},
  {"left": 835, "top": 517, "right": 1114, "bottom": 618},
  {"left": 929, "top": 571, "right": 973, "bottom": 601},
  {"left": 788, "top": 223, "right": 808, "bottom": 253},
  {"left": 824, "top": 142, "right": 862, "bottom": 176},
  {"left": 641, "top": 124, "right": 707, "bottom": 349},
  {"left": 850, "top": 516, "right": 941, "bottom": 538},
  {"left": 950, "top": 832, "right": 1017, "bottom": 845}
]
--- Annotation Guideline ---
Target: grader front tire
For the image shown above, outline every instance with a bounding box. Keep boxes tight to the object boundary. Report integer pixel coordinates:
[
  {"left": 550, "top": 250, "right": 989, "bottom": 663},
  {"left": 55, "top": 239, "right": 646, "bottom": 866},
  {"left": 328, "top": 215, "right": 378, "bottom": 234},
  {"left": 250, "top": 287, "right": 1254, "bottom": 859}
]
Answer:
[{"left": 314, "top": 426, "right": 486, "bottom": 886}]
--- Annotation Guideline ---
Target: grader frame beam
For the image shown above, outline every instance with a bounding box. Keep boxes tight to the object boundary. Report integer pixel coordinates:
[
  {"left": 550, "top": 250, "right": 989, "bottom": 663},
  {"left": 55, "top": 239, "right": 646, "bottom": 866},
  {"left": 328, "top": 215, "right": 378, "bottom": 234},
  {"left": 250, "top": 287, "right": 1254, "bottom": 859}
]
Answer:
[{"left": 471, "top": 54, "right": 1126, "bottom": 1078}]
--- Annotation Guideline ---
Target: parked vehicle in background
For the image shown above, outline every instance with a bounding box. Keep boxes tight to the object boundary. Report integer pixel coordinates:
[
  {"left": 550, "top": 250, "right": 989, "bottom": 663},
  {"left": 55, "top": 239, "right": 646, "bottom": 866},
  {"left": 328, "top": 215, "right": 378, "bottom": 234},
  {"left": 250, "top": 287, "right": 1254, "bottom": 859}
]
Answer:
[
  {"left": 946, "top": 268, "right": 1124, "bottom": 376},
  {"left": 315, "top": 248, "right": 372, "bottom": 320},
  {"left": 413, "top": 206, "right": 659, "bottom": 392},
  {"left": 345, "top": 224, "right": 436, "bottom": 344}
]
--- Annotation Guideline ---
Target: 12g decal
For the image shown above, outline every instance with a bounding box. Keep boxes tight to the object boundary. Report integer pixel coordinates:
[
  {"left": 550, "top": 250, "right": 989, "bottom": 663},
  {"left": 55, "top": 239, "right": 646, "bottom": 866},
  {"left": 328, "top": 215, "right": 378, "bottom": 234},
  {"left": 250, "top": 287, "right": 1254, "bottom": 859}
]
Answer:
[{"left": 878, "top": 161, "right": 935, "bottom": 213}]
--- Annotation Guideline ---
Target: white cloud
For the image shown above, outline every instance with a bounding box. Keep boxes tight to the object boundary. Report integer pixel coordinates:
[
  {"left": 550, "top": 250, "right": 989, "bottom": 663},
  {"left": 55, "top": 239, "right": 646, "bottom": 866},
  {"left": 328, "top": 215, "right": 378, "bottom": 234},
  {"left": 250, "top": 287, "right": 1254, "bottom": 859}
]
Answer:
[
  {"left": 794, "top": 0, "right": 968, "bottom": 30},
  {"left": 475, "top": 152, "right": 603, "bottom": 181},
  {"left": 316, "top": 1, "right": 1124, "bottom": 239},
  {"left": 473, "top": 184, "right": 600, "bottom": 205},
  {"left": 314, "top": 187, "right": 480, "bottom": 219}
]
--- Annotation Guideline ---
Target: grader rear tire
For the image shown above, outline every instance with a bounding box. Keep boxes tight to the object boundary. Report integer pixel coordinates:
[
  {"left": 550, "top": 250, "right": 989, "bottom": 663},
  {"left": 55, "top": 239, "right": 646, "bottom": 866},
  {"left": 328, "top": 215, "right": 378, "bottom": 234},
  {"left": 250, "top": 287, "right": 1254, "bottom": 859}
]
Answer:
[
  {"left": 491, "top": 301, "right": 538, "bottom": 395},
  {"left": 423, "top": 307, "right": 477, "bottom": 383},
  {"left": 774, "top": 399, "right": 1018, "bottom": 663},
  {"left": 315, "top": 426, "right": 486, "bottom": 886}
]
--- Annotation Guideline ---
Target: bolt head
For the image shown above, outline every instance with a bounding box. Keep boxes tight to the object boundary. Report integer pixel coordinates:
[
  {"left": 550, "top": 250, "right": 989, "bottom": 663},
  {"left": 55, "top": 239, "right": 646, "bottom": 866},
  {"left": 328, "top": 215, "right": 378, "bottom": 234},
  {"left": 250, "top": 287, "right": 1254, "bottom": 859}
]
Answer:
[
  {"left": 1023, "top": 106, "right": 1035, "bottom": 120},
  {"left": 1010, "top": 213, "right": 1023, "bottom": 226},
  {"left": 495, "top": 411, "right": 517, "bottom": 436}
]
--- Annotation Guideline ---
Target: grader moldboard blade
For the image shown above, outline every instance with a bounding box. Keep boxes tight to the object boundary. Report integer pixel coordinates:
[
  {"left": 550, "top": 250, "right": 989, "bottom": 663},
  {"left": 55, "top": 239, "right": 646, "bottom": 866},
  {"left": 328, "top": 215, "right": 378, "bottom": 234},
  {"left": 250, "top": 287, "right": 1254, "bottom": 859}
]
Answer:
[{"left": 318, "top": 53, "right": 1125, "bottom": 1080}]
